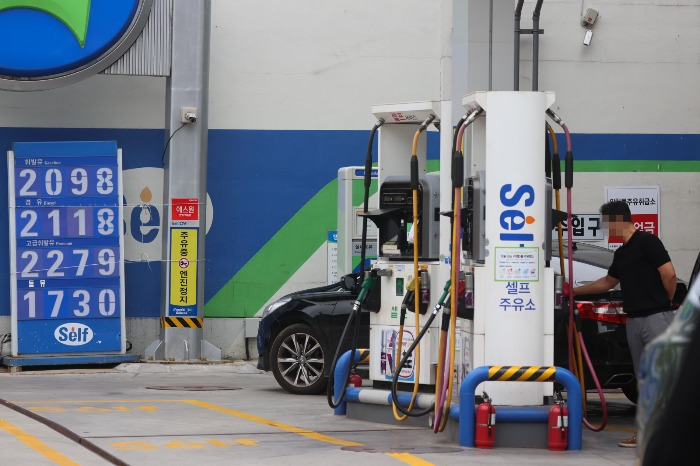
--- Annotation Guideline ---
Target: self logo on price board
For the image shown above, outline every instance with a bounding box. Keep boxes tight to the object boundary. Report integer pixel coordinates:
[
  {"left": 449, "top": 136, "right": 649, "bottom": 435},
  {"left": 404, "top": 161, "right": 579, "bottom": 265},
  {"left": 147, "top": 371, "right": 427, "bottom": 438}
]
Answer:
[{"left": 55, "top": 323, "right": 94, "bottom": 346}]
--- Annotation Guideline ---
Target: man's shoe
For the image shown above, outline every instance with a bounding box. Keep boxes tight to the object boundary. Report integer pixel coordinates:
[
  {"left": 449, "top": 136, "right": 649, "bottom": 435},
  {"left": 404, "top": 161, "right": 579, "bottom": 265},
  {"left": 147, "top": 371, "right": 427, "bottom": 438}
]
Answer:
[{"left": 618, "top": 434, "right": 637, "bottom": 448}]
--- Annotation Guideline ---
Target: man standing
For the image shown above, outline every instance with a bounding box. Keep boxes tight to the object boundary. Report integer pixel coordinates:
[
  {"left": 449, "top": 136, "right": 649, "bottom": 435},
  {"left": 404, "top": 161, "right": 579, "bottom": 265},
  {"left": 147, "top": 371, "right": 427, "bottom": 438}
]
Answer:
[{"left": 566, "top": 200, "right": 677, "bottom": 448}]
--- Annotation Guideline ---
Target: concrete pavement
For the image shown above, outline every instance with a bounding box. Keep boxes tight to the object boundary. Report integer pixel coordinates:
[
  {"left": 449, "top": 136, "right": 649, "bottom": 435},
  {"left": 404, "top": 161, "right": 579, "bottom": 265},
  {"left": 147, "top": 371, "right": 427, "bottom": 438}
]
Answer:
[{"left": 0, "top": 362, "right": 639, "bottom": 465}]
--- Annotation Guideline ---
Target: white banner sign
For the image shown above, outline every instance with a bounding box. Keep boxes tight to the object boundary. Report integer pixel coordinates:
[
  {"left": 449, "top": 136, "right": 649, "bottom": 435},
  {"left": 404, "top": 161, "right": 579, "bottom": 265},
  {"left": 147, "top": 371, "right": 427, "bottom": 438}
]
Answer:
[{"left": 604, "top": 186, "right": 660, "bottom": 250}]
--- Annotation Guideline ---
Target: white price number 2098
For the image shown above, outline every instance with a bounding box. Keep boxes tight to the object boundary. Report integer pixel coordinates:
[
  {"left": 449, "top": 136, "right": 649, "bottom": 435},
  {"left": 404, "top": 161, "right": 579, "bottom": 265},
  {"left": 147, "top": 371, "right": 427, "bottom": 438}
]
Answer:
[{"left": 18, "top": 167, "right": 114, "bottom": 197}]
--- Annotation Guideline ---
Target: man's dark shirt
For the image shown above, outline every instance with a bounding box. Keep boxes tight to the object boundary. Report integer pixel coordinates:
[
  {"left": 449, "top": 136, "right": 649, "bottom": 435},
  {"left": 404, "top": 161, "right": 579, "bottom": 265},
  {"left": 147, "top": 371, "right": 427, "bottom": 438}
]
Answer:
[{"left": 608, "top": 230, "right": 671, "bottom": 316}]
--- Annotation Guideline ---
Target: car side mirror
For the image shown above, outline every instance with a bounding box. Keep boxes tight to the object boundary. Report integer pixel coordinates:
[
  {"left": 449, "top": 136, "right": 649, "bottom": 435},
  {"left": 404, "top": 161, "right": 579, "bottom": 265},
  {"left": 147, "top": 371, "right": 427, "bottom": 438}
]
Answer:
[{"left": 342, "top": 274, "right": 359, "bottom": 292}]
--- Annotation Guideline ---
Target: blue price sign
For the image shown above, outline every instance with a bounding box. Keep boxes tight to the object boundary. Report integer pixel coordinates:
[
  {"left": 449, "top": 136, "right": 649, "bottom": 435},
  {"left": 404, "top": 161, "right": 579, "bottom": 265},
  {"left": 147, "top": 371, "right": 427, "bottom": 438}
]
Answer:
[{"left": 8, "top": 142, "right": 125, "bottom": 355}]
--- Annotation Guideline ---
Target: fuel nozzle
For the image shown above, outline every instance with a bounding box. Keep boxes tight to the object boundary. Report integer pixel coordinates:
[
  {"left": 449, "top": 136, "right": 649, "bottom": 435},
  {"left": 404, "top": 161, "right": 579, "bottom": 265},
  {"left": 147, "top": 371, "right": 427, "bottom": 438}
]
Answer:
[
  {"left": 433, "top": 279, "right": 451, "bottom": 316},
  {"left": 418, "top": 269, "right": 430, "bottom": 315},
  {"left": 457, "top": 271, "right": 475, "bottom": 320},
  {"left": 352, "top": 269, "right": 377, "bottom": 312},
  {"left": 418, "top": 114, "right": 437, "bottom": 133},
  {"left": 554, "top": 274, "right": 563, "bottom": 310},
  {"left": 400, "top": 278, "right": 416, "bottom": 324}
]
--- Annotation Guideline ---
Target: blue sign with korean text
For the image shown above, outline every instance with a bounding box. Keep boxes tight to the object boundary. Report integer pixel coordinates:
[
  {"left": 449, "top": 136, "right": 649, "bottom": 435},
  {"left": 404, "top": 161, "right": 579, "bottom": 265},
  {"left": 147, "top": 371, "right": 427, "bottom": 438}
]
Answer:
[{"left": 9, "top": 141, "right": 125, "bottom": 355}]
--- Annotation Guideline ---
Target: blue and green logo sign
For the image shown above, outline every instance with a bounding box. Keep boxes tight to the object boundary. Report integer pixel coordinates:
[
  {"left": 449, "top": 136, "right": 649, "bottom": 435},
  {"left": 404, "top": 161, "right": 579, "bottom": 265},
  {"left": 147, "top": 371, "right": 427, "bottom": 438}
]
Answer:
[{"left": 0, "top": 0, "right": 146, "bottom": 80}]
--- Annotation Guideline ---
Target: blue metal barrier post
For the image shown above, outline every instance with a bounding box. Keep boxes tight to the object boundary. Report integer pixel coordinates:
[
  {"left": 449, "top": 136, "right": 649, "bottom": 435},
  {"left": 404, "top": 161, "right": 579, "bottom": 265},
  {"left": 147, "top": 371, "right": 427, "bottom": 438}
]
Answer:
[
  {"left": 333, "top": 349, "right": 370, "bottom": 415},
  {"left": 459, "top": 365, "right": 583, "bottom": 450}
]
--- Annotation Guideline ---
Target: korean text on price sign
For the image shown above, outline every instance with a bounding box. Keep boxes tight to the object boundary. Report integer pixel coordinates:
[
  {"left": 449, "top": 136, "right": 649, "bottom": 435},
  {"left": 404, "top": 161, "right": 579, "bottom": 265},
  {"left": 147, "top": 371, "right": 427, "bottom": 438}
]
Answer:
[{"left": 8, "top": 141, "right": 125, "bottom": 355}]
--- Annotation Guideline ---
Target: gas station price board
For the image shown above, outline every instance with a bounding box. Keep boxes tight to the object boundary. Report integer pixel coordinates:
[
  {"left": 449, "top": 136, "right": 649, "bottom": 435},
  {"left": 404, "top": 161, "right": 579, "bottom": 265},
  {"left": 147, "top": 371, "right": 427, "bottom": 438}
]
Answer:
[{"left": 8, "top": 142, "right": 125, "bottom": 356}]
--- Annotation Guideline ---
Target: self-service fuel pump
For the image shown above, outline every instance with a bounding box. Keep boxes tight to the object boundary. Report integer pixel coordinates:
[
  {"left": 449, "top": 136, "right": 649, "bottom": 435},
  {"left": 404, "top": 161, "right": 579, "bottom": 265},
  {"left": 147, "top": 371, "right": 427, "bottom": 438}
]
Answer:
[
  {"left": 362, "top": 103, "right": 444, "bottom": 398},
  {"left": 462, "top": 91, "right": 557, "bottom": 406},
  {"left": 334, "top": 94, "right": 568, "bottom": 428}
]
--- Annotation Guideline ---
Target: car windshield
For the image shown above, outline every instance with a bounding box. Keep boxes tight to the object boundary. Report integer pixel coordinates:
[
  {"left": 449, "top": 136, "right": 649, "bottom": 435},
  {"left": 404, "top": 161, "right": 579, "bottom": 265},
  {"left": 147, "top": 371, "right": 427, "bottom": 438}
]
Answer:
[{"left": 552, "top": 241, "right": 614, "bottom": 269}]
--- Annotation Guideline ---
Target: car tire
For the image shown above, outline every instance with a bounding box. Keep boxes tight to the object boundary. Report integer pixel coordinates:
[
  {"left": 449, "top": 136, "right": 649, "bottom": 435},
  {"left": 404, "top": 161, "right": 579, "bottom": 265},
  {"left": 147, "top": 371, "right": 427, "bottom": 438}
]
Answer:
[
  {"left": 270, "top": 323, "right": 327, "bottom": 395},
  {"left": 621, "top": 380, "right": 638, "bottom": 404}
]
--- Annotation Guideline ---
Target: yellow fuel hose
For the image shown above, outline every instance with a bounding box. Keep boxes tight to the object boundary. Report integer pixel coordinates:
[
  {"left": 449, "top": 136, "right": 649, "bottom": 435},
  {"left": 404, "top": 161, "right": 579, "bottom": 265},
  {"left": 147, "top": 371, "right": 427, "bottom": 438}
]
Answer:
[
  {"left": 392, "top": 289, "right": 416, "bottom": 421},
  {"left": 392, "top": 121, "right": 432, "bottom": 421},
  {"left": 436, "top": 186, "right": 461, "bottom": 432},
  {"left": 435, "top": 110, "right": 481, "bottom": 431}
]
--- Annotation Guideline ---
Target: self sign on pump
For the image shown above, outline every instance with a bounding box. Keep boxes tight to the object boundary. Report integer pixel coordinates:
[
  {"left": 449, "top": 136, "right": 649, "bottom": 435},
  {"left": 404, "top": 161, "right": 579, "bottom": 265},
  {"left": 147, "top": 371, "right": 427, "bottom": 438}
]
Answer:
[{"left": 499, "top": 183, "right": 536, "bottom": 243}]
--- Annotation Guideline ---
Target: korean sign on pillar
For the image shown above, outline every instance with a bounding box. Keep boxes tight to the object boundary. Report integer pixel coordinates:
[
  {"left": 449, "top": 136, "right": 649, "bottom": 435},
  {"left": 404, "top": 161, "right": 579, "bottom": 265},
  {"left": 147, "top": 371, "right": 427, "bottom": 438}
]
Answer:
[{"left": 604, "top": 186, "right": 660, "bottom": 250}]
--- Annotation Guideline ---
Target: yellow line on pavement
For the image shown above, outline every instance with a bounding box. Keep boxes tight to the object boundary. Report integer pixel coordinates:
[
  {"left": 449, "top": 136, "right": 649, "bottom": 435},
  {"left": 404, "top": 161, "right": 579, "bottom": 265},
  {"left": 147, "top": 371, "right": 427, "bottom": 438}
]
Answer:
[
  {"left": 0, "top": 420, "right": 79, "bottom": 466},
  {"left": 387, "top": 452, "right": 436, "bottom": 465},
  {"left": 11, "top": 399, "right": 435, "bottom": 465},
  {"left": 15, "top": 400, "right": 177, "bottom": 404},
  {"left": 184, "top": 399, "right": 363, "bottom": 447},
  {"left": 185, "top": 400, "right": 435, "bottom": 465}
]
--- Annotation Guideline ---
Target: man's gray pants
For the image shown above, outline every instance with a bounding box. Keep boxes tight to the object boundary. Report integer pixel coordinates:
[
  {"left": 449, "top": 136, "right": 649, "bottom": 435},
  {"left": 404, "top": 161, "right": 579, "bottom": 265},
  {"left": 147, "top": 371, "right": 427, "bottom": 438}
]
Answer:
[{"left": 627, "top": 310, "right": 675, "bottom": 376}]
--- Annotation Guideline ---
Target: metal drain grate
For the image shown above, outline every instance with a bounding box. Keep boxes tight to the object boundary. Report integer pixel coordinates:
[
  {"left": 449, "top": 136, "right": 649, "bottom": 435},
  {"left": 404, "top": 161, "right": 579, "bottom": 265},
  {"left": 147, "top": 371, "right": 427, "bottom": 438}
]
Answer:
[{"left": 145, "top": 386, "right": 241, "bottom": 391}]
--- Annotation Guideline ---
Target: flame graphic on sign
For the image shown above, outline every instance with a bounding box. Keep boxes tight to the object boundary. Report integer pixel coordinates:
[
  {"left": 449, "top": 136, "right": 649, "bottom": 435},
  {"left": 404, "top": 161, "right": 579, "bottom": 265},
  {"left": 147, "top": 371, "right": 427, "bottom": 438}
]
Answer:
[{"left": 140, "top": 187, "right": 153, "bottom": 203}]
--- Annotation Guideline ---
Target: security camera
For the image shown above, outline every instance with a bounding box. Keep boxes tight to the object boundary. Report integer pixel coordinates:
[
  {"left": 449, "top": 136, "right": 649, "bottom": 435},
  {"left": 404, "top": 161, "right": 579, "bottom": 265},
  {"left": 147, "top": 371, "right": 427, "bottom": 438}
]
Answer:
[
  {"left": 180, "top": 106, "right": 198, "bottom": 124},
  {"left": 583, "top": 29, "right": 593, "bottom": 46},
  {"left": 581, "top": 8, "right": 599, "bottom": 26}
]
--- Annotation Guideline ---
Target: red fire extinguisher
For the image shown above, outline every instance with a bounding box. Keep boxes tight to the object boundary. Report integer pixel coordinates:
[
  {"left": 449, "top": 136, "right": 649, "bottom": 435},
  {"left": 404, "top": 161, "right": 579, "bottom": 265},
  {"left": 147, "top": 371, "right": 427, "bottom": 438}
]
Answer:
[
  {"left": 348, "top": 371, "right": 362, "bottom": 388},
  {"left": 548, "top": 393, "right": 568, "bottom": 451},
  {"left": 475, "top": 392, "right": 496, "bottom": 449}
]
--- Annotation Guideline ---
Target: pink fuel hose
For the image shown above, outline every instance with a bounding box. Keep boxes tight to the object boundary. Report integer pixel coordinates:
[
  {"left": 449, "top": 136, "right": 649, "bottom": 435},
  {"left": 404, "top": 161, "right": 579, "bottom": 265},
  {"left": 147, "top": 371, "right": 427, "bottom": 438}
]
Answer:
[{"left": 558, "top": 119, "right": 608, "bottom": 432}]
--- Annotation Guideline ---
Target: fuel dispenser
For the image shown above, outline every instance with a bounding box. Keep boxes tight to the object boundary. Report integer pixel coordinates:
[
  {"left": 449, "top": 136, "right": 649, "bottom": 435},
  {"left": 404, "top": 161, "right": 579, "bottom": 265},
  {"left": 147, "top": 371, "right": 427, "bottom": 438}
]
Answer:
[
  {"left": 361, "top": 102, "right": 445, "bottom": 394},
  {"left": 461, "top": 91, "right": 557, "bottom": 406},
  {"left": 332, "top": 93, "right": 578, "bottom": 439},
  {"left": 337, "top": 166, "right": 378, "bottom": 276}
]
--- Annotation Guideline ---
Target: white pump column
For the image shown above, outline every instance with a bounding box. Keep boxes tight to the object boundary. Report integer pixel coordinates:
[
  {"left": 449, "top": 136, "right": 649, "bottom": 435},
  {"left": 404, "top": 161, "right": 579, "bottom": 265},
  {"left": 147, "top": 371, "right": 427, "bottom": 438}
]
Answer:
[
  {"left": 367, "top": 101, "right": 443, "bottom": 387},
  {"left": 465, "top": 91, "right": 555, "bottom": 405}
]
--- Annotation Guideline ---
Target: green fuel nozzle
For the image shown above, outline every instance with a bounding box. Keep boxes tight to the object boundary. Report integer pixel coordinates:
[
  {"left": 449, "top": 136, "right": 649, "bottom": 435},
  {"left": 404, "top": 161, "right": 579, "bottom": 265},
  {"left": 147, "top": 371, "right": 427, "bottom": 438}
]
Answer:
[{"left": 352, "top": 269, "right": 378, "bottom": 312}]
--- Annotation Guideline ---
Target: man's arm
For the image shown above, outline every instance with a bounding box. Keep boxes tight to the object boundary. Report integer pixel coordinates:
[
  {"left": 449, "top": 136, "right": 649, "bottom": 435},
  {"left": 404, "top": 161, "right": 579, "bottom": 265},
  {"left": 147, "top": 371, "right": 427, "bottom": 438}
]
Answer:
[
  {"left": 572, "top": 275, "right": 620, "bottom": 297},
  {"left": 658, "top": 261, "right": 677, "bottom": 302}
]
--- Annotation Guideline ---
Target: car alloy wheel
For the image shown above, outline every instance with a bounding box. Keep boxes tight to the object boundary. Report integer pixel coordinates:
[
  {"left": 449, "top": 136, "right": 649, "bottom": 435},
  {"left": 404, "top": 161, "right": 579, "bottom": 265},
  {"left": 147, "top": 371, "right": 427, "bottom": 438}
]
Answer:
[{"left": 270, "top": 323, "right": 327, "bottom": 395}]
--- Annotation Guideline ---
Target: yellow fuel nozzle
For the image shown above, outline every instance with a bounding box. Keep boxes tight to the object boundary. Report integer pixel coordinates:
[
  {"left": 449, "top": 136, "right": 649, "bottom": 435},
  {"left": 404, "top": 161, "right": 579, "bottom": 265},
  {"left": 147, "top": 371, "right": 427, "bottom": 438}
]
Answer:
[{"left": 406, "top": 277, "right": 417, "bottom": 292}]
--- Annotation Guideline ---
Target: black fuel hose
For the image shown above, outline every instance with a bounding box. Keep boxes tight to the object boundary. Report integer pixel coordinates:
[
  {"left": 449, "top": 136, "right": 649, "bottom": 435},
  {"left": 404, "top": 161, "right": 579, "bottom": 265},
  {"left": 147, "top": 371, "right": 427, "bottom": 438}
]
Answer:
[
  {"left": 545, "top": 124, "right": 552, "bottom": 179},
  {"left": 326, "top": 271, "right": 377, "bottom": 409},
  {"left": 326, "top": 120, "right": 383, "bottom": 409},
  {"left": 452, "top": 114, "right": 467, "bottom": 157},
  {"left": 390, "top": 282, "right": 451, "bottom": 417},
  {"left": 358, "top": 119, "right": 384, "bottom": 287},
  {"left": 0, "top": 397, "right": 130, "bottom": 466}
]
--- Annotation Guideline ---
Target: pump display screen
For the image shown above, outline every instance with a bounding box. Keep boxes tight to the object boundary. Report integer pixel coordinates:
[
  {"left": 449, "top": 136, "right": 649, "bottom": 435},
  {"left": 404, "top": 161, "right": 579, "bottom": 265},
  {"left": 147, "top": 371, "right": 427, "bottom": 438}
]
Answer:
[
  {"left": 8, "top": 141, "right": 125, "bottom": 355},
  {"left": 381, "top": 192, "right": 409, "bottom": 205}
]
